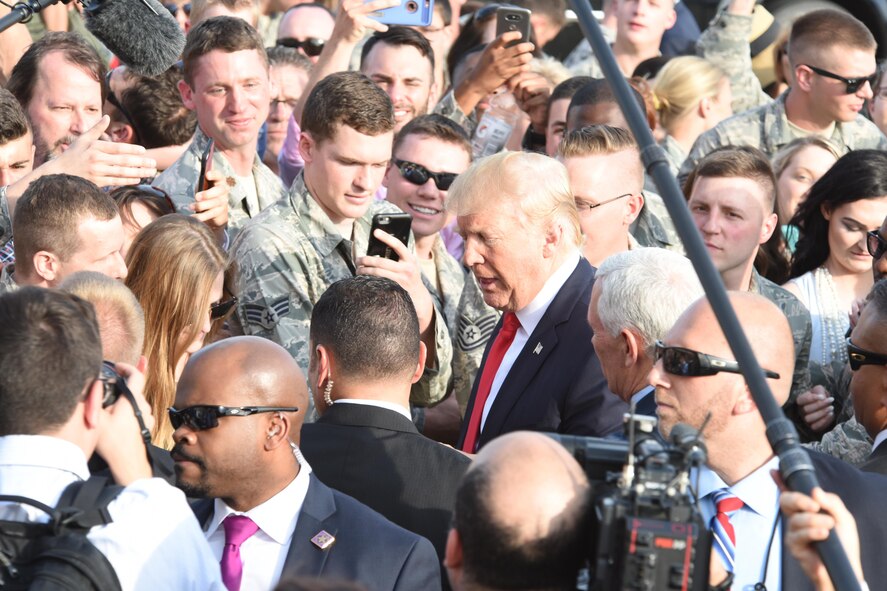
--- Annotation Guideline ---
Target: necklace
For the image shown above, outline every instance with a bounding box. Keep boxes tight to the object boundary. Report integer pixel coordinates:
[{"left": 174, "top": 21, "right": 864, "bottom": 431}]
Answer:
[{"left": 814, "top": 267, "right": 849, "bottom": 366}]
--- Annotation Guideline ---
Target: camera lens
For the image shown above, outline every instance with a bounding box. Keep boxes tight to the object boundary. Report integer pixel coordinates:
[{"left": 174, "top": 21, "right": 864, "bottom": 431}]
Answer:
[{"left": 406, "top": 1, "right": 417, "bottom": 12}]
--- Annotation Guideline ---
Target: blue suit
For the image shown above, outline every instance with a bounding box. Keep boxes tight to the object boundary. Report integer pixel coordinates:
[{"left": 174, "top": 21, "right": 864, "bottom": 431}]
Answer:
[{"left": 192, "top": 473, "right": 441, "bottom": 591}]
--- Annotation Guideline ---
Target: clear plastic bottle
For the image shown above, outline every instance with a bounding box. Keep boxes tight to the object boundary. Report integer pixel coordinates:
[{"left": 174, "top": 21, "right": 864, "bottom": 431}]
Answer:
[{"left": 471, "top": 91, "right": 520, "bottom": 159}]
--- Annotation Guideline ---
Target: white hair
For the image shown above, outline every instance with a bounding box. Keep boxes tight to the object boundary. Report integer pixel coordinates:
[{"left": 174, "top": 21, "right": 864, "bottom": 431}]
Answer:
[{"left": 595, "top": 248, "right": 703, "bottom": 354}]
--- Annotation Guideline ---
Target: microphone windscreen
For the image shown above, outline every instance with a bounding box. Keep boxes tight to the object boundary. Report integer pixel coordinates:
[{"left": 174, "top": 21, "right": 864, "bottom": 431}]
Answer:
[{"left": 85, "top": 0, "right": 186, "bottom": 77}]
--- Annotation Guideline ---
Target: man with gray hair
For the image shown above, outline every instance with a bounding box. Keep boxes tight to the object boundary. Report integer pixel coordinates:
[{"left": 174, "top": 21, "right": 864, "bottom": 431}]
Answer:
[{"left": 588, "top": 248, "right": 703, "bottom": 415}]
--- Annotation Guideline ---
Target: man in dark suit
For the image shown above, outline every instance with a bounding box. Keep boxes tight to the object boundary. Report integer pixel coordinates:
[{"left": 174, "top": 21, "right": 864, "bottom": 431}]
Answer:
[
  {"left": 173, "top": 336, "right": 441, "bottom": 591},
  {"left": 650, "top": 292, "right": 887, "bottom": 591},
  {"left": 448, "top": 151, "right": 627, "bottom": 453},
  {"left": 300, "top": 276, "right": 471, "bottom": 586},
  {"left": 587, "top": 248, "right": 702, "bottom": 419}
]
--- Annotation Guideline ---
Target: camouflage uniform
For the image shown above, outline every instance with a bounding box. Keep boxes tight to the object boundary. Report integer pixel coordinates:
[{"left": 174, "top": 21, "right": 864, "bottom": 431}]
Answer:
[
  {"left": 696, "top": 10, "right": 771, "bottom": 115},
  {"left": 452, "top": 271, "right": 501, "bottom": 415},
  {"left": 562, "top": 40, "right": 605, "bottom": 78},
  {"left": 749, "top": 269, "right": 818, "bottom": 441},
  {"left": 660, "top": 134, "right": 686, "bottom": 179},
  {"left": 678, "top": 92, "right": 887, "bottom": 183},
  {"left": 806, "top": 415, "right": 873, "bottom": 466},
  {"left": 153, "top": 127, "right": 284, "bottom": 238},
  {"left": 0, "top": 187, "right": 10, "bottom": 247},
  {"left": 230, "top": 173, "right": 451, "bottom": 417},
  {"left": 0, "top": 264, "right": 18, "bottom": 295},
  {"left": 434, "top": 90, "right": 477, "bottom": 137},
  {"left": 631, "top": 191, "right": 684, "bottom": 254}
]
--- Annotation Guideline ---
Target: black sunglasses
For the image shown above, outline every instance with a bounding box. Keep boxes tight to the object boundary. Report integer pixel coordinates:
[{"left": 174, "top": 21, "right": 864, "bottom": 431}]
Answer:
[
  {"left": 393, "top": 159, "right": 459, "bottom": 191},
  {"left": 99, "top": 361, "right": 153, "bottom": 445},
  {"left": 654, "top": 341, "right": 781, "bottom": 379},
  {"left": 847, "top": 338, "right": 887, "bottom": 371},
  {"left": 210, "top": 296, "right": 238, "bottom": 320},
  {"left": 104, "top": 69, "right": 141, "bottom": 144},
  {"left": 802, "top": 64, "right": 878, "bottom": 94},
  {"left": 164, "top": 2, "right": 191, "bottom": 16},
  {"left": 168, "top": 405, "right": 299, "bottom": 431},
  {"left": 867, "top": 230, "right": 887, "bottom": 260},
  {"left": 276, "top": 37, "right": 325, "bottom": 57}
]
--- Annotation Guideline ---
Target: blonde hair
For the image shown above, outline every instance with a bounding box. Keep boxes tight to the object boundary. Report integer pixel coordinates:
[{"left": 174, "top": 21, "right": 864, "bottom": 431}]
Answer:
[
  {"left": 447, "top": 151, "right": 582, "bottom": 248},
  {"left": 124, "top": 215, "right": 228, "bottom": 449},
  {"left": 652, "top": 56, "right": 726, "bottom": 131}
]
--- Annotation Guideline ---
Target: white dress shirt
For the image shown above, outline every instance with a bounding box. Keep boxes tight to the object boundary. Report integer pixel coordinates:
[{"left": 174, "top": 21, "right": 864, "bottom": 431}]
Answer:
[
  {"left": 696, "top": 457, "right": 782, "bottom": 591},
  {"left": 871, "top": 429, "right": 887, "bottom": 453},
  {"left": 0, "top": 435, "right": 225, "bottom": 591},
  {"left": 205, "top": 455, "right": 312, "bottom": 591},
  {"left": 481, "top": 251, "right": 581, "bottom": 429}
]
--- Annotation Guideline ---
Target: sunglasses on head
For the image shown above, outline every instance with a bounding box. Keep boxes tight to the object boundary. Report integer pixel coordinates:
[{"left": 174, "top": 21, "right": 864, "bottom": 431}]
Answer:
[
  {"left": 210, "top": 296, "right": 237, "bottom": 320},
  {"left": 654, "top": 341, "right": 781, "bottom": 379},
  {"left": 276, "top": 37, "right": 325, "bottom": 57},
  {"left": 867, "top": 230, "right": 887, "bottom": 260},
  {"left": 802, "top": 64, "right": 878, "bottom": 94},
  {"left": 393, "top": 159, "right": 459, "bottom": 191},
  {"left": 847, "top": 337, "right": 887, "bottom": 371},
  {"left": 168, "top": 405, "right": 299, "bottom": 431}
]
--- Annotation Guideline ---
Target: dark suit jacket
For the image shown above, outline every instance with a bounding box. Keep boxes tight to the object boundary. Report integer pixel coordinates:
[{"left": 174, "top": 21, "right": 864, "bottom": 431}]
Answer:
[
  {"left": 457, "top": 258, "right": 627, "bottom": 450},
  {"left": 782, "top": 450, "right": 887, "bottom": 589},
  {"left": 301, "top": 403, "right": 470, "bottom": 565},
  {"left": 634, "top": 390, "right": 657, "bottom": 417},
  {"left": 192, "top": 473, "right": 441, "bottom": 591},
  {"left": 859, "top": 440, "right": 887, "bottom": 476}
]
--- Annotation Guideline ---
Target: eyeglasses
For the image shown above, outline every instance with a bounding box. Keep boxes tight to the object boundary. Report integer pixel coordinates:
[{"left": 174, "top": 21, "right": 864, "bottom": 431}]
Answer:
[
  {"left": 99, "top": 361, "right": 153, "bottom": 445},
  {"left": 801, "top": 64, "right": 878, "bottom": 94},
  {"left": 134, "top": 184, "right": 177, "bottom": 213},
  {"left": 847, "top": 338, "right": 887, "bottom": 371},
  {"left": 867, "top": 230, "right": 887, "bottom": 260},
  {"left": 104, "top": 70, "right": 141, "bottom": 143},
  {"left": 276, "top": 37, "right": 325, "bottom": 57},
  {"left": 168, "top": 405, "right": 299, "bottom": 431},
  {"left": 574, "top": 193, "right": 632, "bottom": 212},
  {"left": 210, "top": 296, "right": 237, "bottom": 320},
  {"left": 654, "top": 341, "right": 781, "bottom": 379},
  {"left": 393, "top": 159, "right": 459, "bottom": 191},
  {"left": 164, "top": 3, "right": 190, "bottom": 16}
]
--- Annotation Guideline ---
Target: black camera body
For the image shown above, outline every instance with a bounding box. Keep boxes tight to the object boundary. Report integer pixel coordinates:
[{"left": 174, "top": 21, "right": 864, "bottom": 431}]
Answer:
[{"left": 551, "top": 415, "right": 711, "bottom": 591}]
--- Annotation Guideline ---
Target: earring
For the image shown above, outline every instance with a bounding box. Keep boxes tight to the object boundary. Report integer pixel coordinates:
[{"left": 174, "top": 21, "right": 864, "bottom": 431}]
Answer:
[{"left": 323, "top": 379, "right": 334, "bottom": 407}]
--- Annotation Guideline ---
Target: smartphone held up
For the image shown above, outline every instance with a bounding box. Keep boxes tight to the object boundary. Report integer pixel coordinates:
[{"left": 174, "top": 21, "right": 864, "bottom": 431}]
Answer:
[{"left": 366, "top": 0, "right": 434, "bottom": 26}]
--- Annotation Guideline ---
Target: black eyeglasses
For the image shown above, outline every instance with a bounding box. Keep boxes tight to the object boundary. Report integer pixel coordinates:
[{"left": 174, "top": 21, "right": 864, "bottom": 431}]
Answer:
[
  {"left": 276, "top": 37, "right": 325, "bottom": 57},
  {"left": 168, "top": 405, "right": 299, "bottom": 431},
  {"left": 104, "top": 70, "right": 141, "bottom": 143},
  {"left": 847, "top": 338, "right": 887, "bottom": 371},
  {"left": 210, "top": 296, "right": 237, "bottom": 320},
  {"left": 393, "top": 159, "right": 459, "bottom": 191},
  {"left": 164, "top": 3, "right": 190, "bottom": 16},
  {"left": 801, "top": 64, "right": 878, "bottom": 94},
  {"left": 867, "top": 230, "right": 887, "bottom": 260},
  {"left": 575, "top": 193, "right": 632, "bottom": 212},
  {"left": 654, "top": 341, "right": 781, "bottom": 379}
]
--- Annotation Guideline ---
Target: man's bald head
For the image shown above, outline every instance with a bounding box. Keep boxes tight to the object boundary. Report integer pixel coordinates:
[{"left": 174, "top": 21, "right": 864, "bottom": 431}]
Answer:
[{"left": 451, "top": 432, "right": 590, "bottom": 590}]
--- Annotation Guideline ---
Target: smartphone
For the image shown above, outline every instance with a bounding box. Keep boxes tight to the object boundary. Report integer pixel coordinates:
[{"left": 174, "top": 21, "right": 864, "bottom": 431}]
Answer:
[
  {"left": 367, "top": 0, "right": 434, "bottom": 27},
  {"left": 496, "top": 6, "right": 531, "bottom": 48},
  {"left": 367, "top": 212, "right": 413, "bottom": 261},
  {"left": 196, "top": 138, "right": 215, "bottom": 194}
]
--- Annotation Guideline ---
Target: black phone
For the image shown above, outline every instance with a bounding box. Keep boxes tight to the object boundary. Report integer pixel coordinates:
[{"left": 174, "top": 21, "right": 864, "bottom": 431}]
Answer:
[
  {"left": 196, "top": 138, "right": 215, "bottom": 194},
  {"left": 367, "top": 212, "right": 413, "bottom": 261},
  {"left": 496, "top": 6, "right": 531, "bottom": 48}
]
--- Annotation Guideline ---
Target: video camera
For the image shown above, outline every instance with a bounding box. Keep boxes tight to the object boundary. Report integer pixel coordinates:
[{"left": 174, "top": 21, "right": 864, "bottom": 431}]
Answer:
[{"left": 550, "top": 414, "right": 711, "bottom": 591}]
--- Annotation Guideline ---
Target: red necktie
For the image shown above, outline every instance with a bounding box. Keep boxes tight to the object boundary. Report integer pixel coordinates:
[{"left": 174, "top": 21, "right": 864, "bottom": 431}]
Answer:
[{"left": 461, "top": 312, "right": 520, "bottom": 453}]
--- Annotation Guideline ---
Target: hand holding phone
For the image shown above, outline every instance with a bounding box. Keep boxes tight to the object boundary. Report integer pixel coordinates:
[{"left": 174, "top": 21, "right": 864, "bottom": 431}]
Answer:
[
  {"left": 196, "top": 138, "right": 215, "bottom": 194},
  {"left": 367, "top": 212, "right": 413, "bottom": 260},
  {"left": 496, "top": 6, "right": 531, "bottom": 47}
]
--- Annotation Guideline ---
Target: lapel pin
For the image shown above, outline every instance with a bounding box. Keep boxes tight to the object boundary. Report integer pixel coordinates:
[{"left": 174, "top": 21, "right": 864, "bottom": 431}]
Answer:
[
  {"left": 311, "top": 530, "right": 336, "bottom": 550},
  {"left": 533, "top": 342, "right": 543, "bottom": 355}
]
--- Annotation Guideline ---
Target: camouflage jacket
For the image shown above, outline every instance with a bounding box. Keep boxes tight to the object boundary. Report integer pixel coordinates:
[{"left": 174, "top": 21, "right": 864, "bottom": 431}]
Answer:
[
  {"left": 0, "top": 264, "right": 18, "bottom": 296},
  {"left": 562, "top": 39, "right": 605, "bottom": 78},
  {"left": 452, "top": 271, "right": 501, "bottom": 415},
  {"left": 434, "top": 90, "right": 477, "bottom": 137},
  {"left": 153, "top": 127, "right": 284, "bottom": 238},
  {"left": 750, "top": 269, "right": 817, "bottom": 440},
  {"left": 660, "top": 134, "right": 685, "bottom": 179},
  {"left": 696, "top": 10, "right": 771, "bottom": 115},
  {"left": 230, "top": 173, "right": 451, "bottom": 414},
  {"left": 0, "top": 186, "right": 9, "bottom": 247},
  {"left": 678, "top": 92, "right": 887, "bottom": 182},
  {"left": 806, "top": 415, "right": 873, "bottom": 466},
  {"left": 630, "top": 191, "right": 685, "bottom": 254}
]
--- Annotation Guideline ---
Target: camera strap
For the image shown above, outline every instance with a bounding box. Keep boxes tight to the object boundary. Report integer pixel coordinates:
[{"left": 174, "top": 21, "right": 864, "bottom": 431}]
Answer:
[{"left": 754, "top": 504, "right": 783, "bottom": 591}]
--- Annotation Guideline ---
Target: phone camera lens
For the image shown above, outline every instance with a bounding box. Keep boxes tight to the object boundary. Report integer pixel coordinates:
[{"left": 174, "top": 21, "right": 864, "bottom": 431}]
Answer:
[{"left": 406, "top": 0, "right": 418, "bottom": 12}]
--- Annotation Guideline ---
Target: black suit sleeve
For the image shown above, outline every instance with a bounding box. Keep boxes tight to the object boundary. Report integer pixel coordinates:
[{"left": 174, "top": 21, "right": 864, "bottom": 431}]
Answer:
[{"left": 393, "top": 535, "right": 442, "bottom": 591}]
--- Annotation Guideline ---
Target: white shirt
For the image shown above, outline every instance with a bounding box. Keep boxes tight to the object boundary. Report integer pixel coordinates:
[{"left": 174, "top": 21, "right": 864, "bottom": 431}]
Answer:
[
  {"left": 481, "top": 251, "right": 582, "bottom": 429},
  {"left": 334, "top": 398, "right": 412, "bottom": 420},
  {"left": 0, "top": 435, "right": 224, "bottom": 591},
  {"left": 696, "top": 457, "right": 782, "bottom": 591},
  {"left": 872, "top": 429, "right": 887, "bottom": 453},
  {"left": 205, "top": 455, "right": 312, "bottom": 591}
]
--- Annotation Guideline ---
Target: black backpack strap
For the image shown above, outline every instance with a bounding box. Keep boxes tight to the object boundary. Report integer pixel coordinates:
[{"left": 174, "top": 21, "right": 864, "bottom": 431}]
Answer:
[{"left": 55, "top": 477, "right": 124, "bottom": 531}]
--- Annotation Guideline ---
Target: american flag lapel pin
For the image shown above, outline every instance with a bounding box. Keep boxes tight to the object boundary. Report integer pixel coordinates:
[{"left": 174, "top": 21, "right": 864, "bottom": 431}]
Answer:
[{"left": 533, "top": 342, "right": 543, "bottom": 355}]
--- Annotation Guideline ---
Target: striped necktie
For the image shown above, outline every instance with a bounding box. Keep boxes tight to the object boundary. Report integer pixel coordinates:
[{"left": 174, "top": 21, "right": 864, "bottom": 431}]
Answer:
[{"left": 710, "top": 489, "right": 744, "bottom": 573}]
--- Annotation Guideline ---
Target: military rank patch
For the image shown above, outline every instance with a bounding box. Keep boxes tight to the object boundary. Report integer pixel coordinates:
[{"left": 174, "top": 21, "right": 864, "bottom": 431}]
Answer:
[
  {"left": 458, "top": 313, "right": 498, "bottom": 352},
  {"left": 243, "top": 297, "right": 290, "bottom": 330}
]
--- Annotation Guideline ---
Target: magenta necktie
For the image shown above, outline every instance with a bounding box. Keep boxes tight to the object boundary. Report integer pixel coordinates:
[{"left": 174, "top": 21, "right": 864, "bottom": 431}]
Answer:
[{"left": 220, "top": 514, "right": 259, "bottom": 591}]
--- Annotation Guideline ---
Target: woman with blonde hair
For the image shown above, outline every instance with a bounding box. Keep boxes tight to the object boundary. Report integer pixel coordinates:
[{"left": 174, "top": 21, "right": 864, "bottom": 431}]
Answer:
[
  {"left": 125, "top": 214, "right": 231, "bottom": 448},
  {"left": 652, "top": 56, "right": 733, "bottom": 174}
]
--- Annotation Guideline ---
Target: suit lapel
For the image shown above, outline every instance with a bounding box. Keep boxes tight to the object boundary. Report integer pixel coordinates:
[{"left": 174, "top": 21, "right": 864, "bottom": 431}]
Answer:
[{"left": 281, "top": 474, "right": 337, "bottom": 577}]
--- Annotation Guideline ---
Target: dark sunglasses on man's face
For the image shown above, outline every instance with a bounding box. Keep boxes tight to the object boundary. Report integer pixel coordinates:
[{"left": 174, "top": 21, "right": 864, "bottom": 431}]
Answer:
[
  {"left": 164, "top": 3, "right": 191, "bottom": 16},
  {"left": 210, "top": 296, "right": 238, "bottom": 320},
  {"left": 168, "top": 405, "right": 299, "bottom": 431},
  {"left": 276, "top": 37, "right": 325, "bottom": 57},
  {"left": 867, "top": 230, "right": 887, "bottom": 260},
  {"left": 394, "top": 159, "right": 459, "bottom": 191},
  {"left": 653, "top": 341, "right": 781, "bottom": 379},
  {"left": 802, "top": 64, "right": 878, "bottom": 94},
  {"left": 847, "top": 338, "right": 887, "bottom": 371}
]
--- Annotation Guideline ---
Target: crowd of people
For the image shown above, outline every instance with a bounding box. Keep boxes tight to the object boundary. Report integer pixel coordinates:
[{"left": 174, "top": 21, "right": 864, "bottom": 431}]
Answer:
[{"left": 1, "top": 0, "right": 887, "bottom": 589}]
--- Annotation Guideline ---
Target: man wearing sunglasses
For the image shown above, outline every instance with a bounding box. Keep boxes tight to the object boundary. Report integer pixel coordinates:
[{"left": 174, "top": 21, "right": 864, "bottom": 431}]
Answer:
[
  {"left": 175, "top": 336, "right": 441, "bottom": 590},
  {"left": 276, "top": 3, "right": 335, "bottom": 64},
  {"left": 680, "top": 8, "right": 887, "bottom": 182},
  {"left": 651, "top": 291, "right": 887, "bottom": 591},
  {"left": 871, "top": 216, "right": 887, "bottom": 283}
]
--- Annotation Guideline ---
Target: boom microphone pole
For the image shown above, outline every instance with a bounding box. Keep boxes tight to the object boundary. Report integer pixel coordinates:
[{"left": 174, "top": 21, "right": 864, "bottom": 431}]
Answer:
[
  {"left": 565, "top": 1, "right": 861, "bottom": 590},
  {"left": 0, "top": 0, "right": 69, "bottom": 33}
]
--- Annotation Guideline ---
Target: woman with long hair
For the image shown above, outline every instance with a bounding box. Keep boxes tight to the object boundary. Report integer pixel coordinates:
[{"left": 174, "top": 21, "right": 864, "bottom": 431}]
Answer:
[
  {"left": 786, "top": 150, "right": 887, "bottom": 372},
  {"left": 125, "top": 214, "right": 230, "bottom": 448}
]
